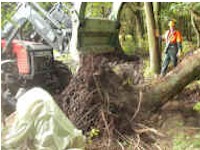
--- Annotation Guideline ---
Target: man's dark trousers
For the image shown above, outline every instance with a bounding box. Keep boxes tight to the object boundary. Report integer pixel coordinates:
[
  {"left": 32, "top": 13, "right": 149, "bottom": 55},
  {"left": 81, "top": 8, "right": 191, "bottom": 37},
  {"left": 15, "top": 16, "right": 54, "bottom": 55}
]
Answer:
[{"left": 161, "top": 44, "right": 178, "bottom": 75}]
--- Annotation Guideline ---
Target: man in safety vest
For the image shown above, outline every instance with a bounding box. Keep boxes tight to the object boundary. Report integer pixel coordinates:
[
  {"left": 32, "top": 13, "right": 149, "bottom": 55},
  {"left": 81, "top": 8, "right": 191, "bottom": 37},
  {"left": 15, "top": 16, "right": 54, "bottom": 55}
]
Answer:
[{"left": 161, "top": 20, "right": 183, "bottom": 76}]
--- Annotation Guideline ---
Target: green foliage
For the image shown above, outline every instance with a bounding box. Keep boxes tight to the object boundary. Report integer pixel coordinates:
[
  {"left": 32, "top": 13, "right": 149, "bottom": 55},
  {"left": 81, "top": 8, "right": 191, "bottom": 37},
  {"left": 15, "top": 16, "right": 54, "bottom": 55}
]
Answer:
[
  {"left": 37, "top": 2, "right": 54, "bottom": 11},
  {"left": 119, "top": 3, "right": 138, "bottom": 36},
  {"left": 53, "top": 50, "right": 78, "bottom": 74},
  {"left": 87, "top": 128, "right": 100, "bottom": 144},
  {"left": 173, "top": 132, "right": 200, "bottom": 150},
  {"left": 160, "top": 2, "right": 199, "bottom": 19},
  {"left": 120, "top": 34, "right": 148, "bottom": 55},
  {"left": 1, "top": 2, "right": 53, "bottom": 38},
  {"left": 89, "top": 128, "right": 100, "bottom": 138},
  {"left": 1, "top": 2, "right": 54, "bottom": 28},
  {"left": 143, "top": 59, "right": 154, "bottom": 78},
  {"left": 122, "top": 77, "right": 133, "bottom": 86},
  {"left": 182, "top": 41, "right": 197, "bottom": 54},
  {"left": 1, "top": 2, "right": 17, "bottom": 28},
  {"left": 120, "top": 35, "right": 135, "bottom": 55},
  {"left": 85, "top": 2, "right": 112, "bottom": 18},
  {"left": 169, "top": 2, "right": 200, "bottom": 14},
  {"left": 193, "top": 102, "right": 200, "bottom": 113},
  {"left": 159, "top": 2, "right": 199, "bottom": 34},
  {"left": 1, "top": 2, "right": 71, "bottom": 36},
  {"left": 112, "top": 65, "right": 121, "bottom": 74}
]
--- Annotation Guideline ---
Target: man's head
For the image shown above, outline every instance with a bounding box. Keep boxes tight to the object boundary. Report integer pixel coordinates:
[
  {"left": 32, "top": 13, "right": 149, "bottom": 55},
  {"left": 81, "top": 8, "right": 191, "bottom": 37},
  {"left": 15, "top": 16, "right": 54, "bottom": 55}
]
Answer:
[{"left": 168, "top": 20, "right": 176, "bottom": 29}]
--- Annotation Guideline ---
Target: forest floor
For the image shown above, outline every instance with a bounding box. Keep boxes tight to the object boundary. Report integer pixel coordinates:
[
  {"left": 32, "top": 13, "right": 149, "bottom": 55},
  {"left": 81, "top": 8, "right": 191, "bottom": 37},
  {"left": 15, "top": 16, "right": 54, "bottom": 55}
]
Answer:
[
  {"left": 2, "top": 44, "right": 200, "bottom": 150},
  {"left": 80, "top": 42, "right": 200, "bottom": 149},
  {"left": 2, "top": 65, "right": 199, "bottom": 150},
  {"left": 152, "top": 83, "right": 200, "bottom": 150},
  {"left": 86, "top": 82, "right": 200, "bottom": 150}
]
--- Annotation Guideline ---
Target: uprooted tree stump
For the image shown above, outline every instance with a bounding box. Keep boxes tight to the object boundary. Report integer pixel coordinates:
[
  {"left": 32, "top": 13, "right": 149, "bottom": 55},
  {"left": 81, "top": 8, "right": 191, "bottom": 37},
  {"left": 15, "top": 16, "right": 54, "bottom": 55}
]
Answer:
[
  {"left": 58, "top": 49, "right": 200, "bottom": 148},
  {"left": 59, "top": 52, "right": 143, "bottom": 132}
]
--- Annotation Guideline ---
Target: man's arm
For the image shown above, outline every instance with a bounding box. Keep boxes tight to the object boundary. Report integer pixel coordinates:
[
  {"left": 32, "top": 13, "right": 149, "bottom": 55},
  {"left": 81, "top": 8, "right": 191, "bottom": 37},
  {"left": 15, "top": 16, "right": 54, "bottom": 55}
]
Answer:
[{"left": 176, "top": 31, "right": 183, "bottom": 52}]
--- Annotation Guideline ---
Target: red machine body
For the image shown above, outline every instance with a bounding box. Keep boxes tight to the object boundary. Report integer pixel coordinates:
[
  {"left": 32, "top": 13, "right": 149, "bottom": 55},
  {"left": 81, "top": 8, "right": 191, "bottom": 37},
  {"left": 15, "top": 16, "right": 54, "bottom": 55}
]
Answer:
[
  {"left": 2, "top": 39, "right": 30, "bottom": 74},
  {"left": 1, "top": 2, "right": 73, "bottom": 115},
  {"left": 1, "top": 39, "right": 54, "bottom": 78}
]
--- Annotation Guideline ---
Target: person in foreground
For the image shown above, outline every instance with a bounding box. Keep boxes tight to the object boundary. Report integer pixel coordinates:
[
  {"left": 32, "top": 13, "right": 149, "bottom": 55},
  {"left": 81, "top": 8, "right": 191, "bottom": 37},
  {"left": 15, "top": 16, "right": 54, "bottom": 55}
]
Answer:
[{"left": 2, "top": 87, "right": 85, "bottom": 150}]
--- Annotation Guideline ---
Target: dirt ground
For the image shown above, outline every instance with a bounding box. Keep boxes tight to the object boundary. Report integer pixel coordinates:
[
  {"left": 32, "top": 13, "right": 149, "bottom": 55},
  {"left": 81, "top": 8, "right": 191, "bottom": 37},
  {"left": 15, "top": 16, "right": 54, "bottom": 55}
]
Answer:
[
  {"left": 57, "top": 52, "right": 200, "bottom": 150},
  {"left": 84, "top": 85, "right": 200, "bottom": 150},
  {"left": 2, "top": 53, "right": 200, "bottom": 150},
  {"left": 155, "top": 85, "right": 200, "bottom": 150}
]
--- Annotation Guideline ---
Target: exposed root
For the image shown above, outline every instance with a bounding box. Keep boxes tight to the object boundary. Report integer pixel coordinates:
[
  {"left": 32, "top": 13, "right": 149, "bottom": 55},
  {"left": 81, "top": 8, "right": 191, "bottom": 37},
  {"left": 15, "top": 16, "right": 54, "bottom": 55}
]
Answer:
[
  {"left": 57, "top": 52, "right": 166, "bottom": 149},
  {"left": 131, "top": 90, "right": 143, "bottom": 121}
]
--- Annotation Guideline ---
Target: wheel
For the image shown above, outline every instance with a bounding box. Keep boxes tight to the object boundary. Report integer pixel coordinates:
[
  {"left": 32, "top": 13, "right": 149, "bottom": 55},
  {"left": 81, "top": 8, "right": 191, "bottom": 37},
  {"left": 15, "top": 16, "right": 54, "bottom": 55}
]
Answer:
[
  {"left": 52, "top": 61, "right": 72, "bottom": 93},
  {"left": 1, "top": 60, "right": 19, "bottom": 115}
]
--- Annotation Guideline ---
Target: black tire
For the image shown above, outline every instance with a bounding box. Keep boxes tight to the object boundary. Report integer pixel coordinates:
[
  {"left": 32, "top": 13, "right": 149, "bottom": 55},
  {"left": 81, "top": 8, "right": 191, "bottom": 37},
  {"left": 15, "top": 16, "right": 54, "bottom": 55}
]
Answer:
[{"left": 52, "top": 61, "right": 72, "bottom": 92}]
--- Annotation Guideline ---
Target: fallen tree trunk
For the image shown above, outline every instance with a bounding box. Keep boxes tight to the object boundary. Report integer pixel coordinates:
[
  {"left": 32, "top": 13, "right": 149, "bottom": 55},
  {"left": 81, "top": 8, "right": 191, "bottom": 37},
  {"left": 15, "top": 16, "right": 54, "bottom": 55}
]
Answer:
[
  {"left": 59, "top": 49, "right": 200, "bottom": 134},
  {"left": 142, "top": 49, "right": 200, "bottom": 110},
  {"left": 100, "top": 49, "right": 200, "bottom": 116}
]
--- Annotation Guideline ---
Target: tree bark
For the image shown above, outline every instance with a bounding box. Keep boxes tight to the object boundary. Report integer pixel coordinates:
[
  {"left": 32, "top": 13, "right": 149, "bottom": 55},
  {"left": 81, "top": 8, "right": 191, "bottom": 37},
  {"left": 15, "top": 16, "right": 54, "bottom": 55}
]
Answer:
[
  {"left": 142, "top": 49, "right": 200, "bottom": 110},
  {"left": 188, "top": 14, "right": 193, "bottom": 41},
  {"left": 127, "top": 3, "right": 143, "bottom": 48},
  {"left": 153, "top": 2, "right": 161, "bottom": 36},
  {"left": 144, "top": 2, "right": 161, "bottom": 74},
  {"left": 191, "top": 11, "right": 200, "bottom": 48},
  {"left": 153, "top": 2, "right": 162, "bottom": 61},
  {"left": 135, "top": 13, "right": 143, "bottom": 47},
  {"left": 97, "top": 49, "right": 200, "bottom": 115},
  {"left": 60, "top": 48, "right": 200, "bottom": 132},
  {"left": 135, "top": 3, "right": 143, "bottom": 48}
]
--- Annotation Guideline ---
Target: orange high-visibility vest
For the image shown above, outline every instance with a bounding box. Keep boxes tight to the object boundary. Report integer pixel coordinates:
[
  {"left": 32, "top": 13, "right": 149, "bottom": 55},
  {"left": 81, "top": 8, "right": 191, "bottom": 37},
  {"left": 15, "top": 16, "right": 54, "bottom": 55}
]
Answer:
[{"left": 164, "top": 30, "right": 182, "bottom": 44}]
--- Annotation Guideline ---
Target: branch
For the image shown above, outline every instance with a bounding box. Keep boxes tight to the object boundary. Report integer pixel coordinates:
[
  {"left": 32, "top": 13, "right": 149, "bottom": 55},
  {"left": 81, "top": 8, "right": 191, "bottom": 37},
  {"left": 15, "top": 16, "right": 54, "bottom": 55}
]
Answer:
[
  {"left": 191, "top": 10, "right": 200, "bottom": 20},
  {"left": 127, "top": 3, "right": 144, "bottom": 13},
  {"left": 191, "top": 12, "right": 200, "bottom": 33}
]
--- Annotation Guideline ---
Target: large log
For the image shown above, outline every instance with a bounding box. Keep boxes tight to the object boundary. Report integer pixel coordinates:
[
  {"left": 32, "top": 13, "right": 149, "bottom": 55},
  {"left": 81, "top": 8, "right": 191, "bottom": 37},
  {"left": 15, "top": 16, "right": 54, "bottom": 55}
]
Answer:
[
  {"left": 60, "top": 49, "right": 200, "bottom": 132},
  {"left": 104, "top": 49, "right": 200, "bottom": 112},
  {"left": 142, "top": 49, "right": 200, "bottom": 110}
]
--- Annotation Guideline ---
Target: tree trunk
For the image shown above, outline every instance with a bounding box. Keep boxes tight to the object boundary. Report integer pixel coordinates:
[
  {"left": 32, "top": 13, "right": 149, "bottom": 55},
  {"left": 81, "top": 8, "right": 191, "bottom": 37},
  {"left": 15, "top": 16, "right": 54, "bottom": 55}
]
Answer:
[
  {"left": 135, "top": 11, "right": 143, "bottom": 47},
  {"left": 185, "top": 16, "right": 190, "bottom": 41},
  {"left": 127, "top": 3, "right": 143, "bottom": 48},
  {"left": 191, "top": 11, "right": 200, "bottom": 48},
  {"left": 153, "top": 2, "right": 162, "bottom": 61},
  {"left": 188, "top": 14, "right": 193, "bottom": 41},
  {"left": 135, "top": 3, "right": 143, "bottom": 48},
  {"left": 108, "top": 49, "right": 200, "bottom": 112},
  {"left": 144, "top": 2, "right": 161, "bottom": 74},
  {"left": 142, "top": 49, "right": 200, "bottom": 110},
  {"left": 107, "top": 49, "right": 200, "bottom": 113},
  {"left": 153, "top": 2, "right": 161, "bottom": 36},
  {"left": 60, "top": 48, "right": 200, "bottom": 132}
]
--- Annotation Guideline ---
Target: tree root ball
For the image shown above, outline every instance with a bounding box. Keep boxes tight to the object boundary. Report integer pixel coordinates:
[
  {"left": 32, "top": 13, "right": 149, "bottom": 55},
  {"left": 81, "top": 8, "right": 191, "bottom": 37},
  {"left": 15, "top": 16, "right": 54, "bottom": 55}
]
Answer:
[{"left": 58, "top": 52, "right": 143, "bottom": 134}]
